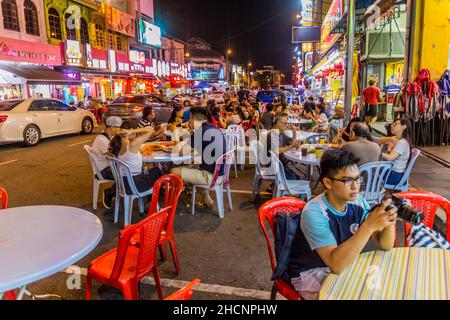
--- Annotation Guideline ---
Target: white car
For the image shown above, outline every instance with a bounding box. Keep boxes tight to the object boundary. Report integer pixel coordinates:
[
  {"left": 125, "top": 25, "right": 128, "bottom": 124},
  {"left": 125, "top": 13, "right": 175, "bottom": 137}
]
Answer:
[
  {"left": 172, "top": 94, "right": 200, "bottom": 106},
  {"left": 0, "top": 98, "right": 97, "bottom": 146},
  {"left": 207, "top": 92, "right": 225, "bottom": 105}
]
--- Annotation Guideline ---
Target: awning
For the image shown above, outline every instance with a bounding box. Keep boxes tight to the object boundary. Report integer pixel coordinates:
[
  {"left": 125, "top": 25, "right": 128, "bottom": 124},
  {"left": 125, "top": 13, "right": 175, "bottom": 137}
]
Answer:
[{"left": 0, "top": 64, "right": 81, "bottom": 85}]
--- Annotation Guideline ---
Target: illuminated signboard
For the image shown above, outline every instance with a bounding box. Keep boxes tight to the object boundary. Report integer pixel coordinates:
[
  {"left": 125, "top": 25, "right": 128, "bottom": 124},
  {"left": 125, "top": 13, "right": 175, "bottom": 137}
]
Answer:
[
  {"left": 321, "top": 0, "right": 345, "bottom": 53},
  {"left": 138, "top": 20, "right": 162, "bottom": 48},
  {"left": 108, "top": 50, "right": 116, "bottom": 72},
  {"left": 129, "top": 50, "right": 145, "bottom": 64},
  {"left": 65, "top": 40, "right": 82, "bottom": 66}
]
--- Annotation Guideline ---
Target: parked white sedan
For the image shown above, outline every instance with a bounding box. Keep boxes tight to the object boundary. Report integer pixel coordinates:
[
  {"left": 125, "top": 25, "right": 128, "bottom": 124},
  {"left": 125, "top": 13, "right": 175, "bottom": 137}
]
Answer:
[{"left": 0, "top": 98, "right": 97, "bottom": 146}]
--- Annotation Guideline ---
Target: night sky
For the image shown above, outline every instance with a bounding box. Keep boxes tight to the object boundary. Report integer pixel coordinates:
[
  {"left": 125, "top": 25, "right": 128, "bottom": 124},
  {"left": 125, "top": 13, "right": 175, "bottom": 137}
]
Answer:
[{"left": 154, "top": 0, "right": 298, "bottom": 81}]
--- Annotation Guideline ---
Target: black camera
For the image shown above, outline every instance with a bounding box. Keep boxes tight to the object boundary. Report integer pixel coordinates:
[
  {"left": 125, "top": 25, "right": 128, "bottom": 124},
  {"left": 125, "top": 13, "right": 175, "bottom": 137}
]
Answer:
[{"left": 385, "top": 194, "right": 424, "bottom": 226}]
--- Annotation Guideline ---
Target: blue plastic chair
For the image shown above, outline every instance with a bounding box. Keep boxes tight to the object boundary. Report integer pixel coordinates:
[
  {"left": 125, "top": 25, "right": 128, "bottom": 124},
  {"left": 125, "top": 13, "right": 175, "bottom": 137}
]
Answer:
[
  {"left": 359, "top": 161, "right": 394, "bottom": 205},
  {"left": 306, "top": 134, "right": 329, "bottom": 144},
  {"left": 106, "top": 156, "right": 153, "bottom": 226},
  {"left": 270, "top": 151, "right": 311, "bottom": 201},
  {"left": 384, "top": 148, "right": 421, "bottom": 192}
]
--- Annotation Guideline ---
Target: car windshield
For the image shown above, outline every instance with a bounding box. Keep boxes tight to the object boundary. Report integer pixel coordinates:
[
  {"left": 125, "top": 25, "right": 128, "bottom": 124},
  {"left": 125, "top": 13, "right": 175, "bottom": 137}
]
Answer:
[
  {"left": 259, "top": 91, "right": 277, "bottom": 98},
  {"left": 0, "top": 99, "right": 23, "bottom": 111},
  {"left": 114, "top": 96, "right": 145, "bottom": 103}
]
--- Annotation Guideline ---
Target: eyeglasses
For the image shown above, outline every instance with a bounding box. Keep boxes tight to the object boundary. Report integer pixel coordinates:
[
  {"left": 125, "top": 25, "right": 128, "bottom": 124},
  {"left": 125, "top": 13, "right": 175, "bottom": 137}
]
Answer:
[{"left": 328, "top": 176, "right": 361, "bottom": 187}]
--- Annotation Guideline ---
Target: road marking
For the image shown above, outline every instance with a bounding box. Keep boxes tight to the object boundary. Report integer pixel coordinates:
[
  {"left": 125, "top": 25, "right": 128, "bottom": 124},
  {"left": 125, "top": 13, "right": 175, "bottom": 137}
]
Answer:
[
  {"left": 62, "top": 266, "right": 274, "bottom": 299},
  {"left": 0, "top": 159, "right": 18, "bottom": 166},
  {"left": 67, "top": 140, "right": 93, "bottom": 147}
]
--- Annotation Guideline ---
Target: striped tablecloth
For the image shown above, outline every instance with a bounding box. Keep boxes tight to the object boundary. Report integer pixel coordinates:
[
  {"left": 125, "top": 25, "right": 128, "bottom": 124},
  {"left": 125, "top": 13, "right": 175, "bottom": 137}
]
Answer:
[{"left": 319, "top": 247, "right": 450, "bottom": 300}]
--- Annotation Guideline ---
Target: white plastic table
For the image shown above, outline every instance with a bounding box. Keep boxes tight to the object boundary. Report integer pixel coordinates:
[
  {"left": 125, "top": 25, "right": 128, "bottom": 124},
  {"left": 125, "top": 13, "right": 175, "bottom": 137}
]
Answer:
[{"left": 0, "top": 206, "right": 103, "bottom": 298}]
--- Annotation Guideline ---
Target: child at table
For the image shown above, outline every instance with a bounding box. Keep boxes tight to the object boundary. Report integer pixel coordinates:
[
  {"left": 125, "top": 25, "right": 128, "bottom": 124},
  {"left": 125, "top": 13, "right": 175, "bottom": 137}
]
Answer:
[{"left": 287, "top": 149, "right": 397, "bottom": 300}]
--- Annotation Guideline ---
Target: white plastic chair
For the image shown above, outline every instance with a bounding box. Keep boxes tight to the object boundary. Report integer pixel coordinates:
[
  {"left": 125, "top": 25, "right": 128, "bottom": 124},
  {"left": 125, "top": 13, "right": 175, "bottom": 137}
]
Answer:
[
  {"left": 191, "top": 149, "right": 235, "bottom": 219},
  {"left": 384, "top": 148, "right": 421, "bottom": 192},
  {"left": 270, "top": 151, "right": 311, "bottom": 200},
  {"left": 84, "top": 145, "right": 114, "bottom": 210},
  {"left": 226, "top": 125, "right": 246, "bottom": 176},
  {"left": 359, "top": 161, "right": 394, "bottom": 205},
  {"left": 106, "top": 156, "right": 153, "bottom": 226},
  {"left": 250, "top": 140, "right": 275, "bottom": 200}
]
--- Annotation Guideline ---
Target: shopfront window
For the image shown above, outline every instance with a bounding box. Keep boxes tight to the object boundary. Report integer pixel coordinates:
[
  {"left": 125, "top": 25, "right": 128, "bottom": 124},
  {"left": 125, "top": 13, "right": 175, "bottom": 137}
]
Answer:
[
  {"left": 95, "top": 24, "right": 105, "bottom": 48},
  {"left": 24, "top": 0, "right": 39, "bottom": 36},
  {"left": 65, "top": 12, "right": 76, "bottom": 40},
  {"left": 2, "top": 0, "right": 20, "bottom": 31},
  {"left": 48, "top": 8, "right": 62, "bottom": 39},
  {"left": 80, "top": 18, "right": 89, "bottom": 44}
]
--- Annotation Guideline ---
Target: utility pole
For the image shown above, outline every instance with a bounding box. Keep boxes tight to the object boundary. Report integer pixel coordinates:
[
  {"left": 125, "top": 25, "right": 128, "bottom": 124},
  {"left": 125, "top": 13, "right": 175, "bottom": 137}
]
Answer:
[
  {"left": 343, "top": 0, "right": 356, "bottom": 126},
  {"left": 403, "top": 0, "right": 416, "bottom": 83}
]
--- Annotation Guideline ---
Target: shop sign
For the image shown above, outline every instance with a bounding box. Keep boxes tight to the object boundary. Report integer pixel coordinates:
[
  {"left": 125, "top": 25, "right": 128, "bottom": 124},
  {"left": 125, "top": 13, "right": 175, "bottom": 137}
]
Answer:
[
  {"left": 365, "top": 0, "right": 396, "bottom": 28},
  {"left": 105, "top": 5, "right": 135, "bottom": 37},
  {"left": 157, "top": 61, "right": 162, "bottom": 76},
  {"left": 130, "top": 63, "right": 145, "bottom": 72},
  {"left": 118, "top": 62, "right": 129, "bottom": 72},
  {"left": 129, "top": 50, "right": 145, "bottom": 64},
  {"left": 321, "top": 0, "right": 344, "bottom": 53},
  {"left": 65, "top": 40, "right": 82, "bottom": 66},
  {"left": 0, "top": 36, "right": 62, "bottom": 65},
  {"left": 86, "top": 44, "right": 92, "bottom": 67},
  {"left": 138, "top": 19, "right": 162, "bottom": 48},
  {"left": 64, "top": 70, "right": 81, "bottom": 81},
  {"left": 108, "top": 50, "right": 117, "bottom": 72},
  {"left": 300, "top": 0, "right": 314, "bottom": 26}
]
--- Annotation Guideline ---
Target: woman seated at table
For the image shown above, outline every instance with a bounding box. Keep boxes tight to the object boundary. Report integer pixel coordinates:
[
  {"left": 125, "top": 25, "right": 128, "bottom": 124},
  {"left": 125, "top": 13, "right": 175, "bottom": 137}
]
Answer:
[
  {"left": 225, "top": 105, "right": 241, "bottom": 127},
  {"left": 378, "top": 118, "right": 412, "bottom": 187},
  {"left": 108, "top": 127, "right": 162, "bottom": 194},
  {"left": 167, "top": 105, "right": 185, "bottom": 131},
  {"left": 307, "top": 103, "right": 329, "bottom": 133}
]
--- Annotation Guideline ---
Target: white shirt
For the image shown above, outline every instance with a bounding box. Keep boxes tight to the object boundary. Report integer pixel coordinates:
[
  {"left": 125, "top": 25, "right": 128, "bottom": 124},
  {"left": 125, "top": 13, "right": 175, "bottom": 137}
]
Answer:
[
  {"left": 118, "top": 149, "right": 143, "bottom": 176},
  {"left": 91, "top": 134, "right": 110, "bottom": 172},
  {"left": 392, "top": 138, "right": 410, "bottom": 173},
  {"left": 317, "top": 113, "right": 329, "bottom": 132}
]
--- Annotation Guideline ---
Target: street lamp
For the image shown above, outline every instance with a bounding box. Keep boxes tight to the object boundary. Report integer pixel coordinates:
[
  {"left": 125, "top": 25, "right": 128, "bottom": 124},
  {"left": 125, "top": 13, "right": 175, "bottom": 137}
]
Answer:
[{"left": 247, "top": 62, "right": 252, "bottom": 88}]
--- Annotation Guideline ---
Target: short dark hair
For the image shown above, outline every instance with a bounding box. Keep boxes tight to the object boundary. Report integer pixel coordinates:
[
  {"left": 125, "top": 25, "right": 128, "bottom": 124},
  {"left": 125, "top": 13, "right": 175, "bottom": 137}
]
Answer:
[
  {"left": 142, "top": 107, "right": 153, "bottom": 119},
  {"left": 190, "top": 106, "right": 208, "bottom": 120},
  {"left": 273, "top": 112, "right": 288, "bottom": 125},
  {"left": 315, "top": 103, "right": 325, "bottom": 114},
  {"left": 369, "top": 79, "right": 376, "bottom": 86},
  {"left": 320, "top": 149, "right": 360, "bottom": 179},
  {"left": 307, "top": 96, "right": 314, "bottom": 101},
  {"left": 352, "top": 123, "right": 370, "bottom": 138},
  {"left": 266, "top": 103, "right": 274, "bottom": 112}
]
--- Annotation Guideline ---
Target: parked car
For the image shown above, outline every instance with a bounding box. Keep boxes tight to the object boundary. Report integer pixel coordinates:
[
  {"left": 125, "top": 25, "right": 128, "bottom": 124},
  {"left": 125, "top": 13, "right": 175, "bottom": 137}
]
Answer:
[
  {"left": 256, "top": 90, "right": 293, "bottom": 104},
  {"left": 0, "top": 98, "right": 97, "bottom": 146},
  {"left": 207, "top": 91, "right": 225, "bottom": 105},
  {"left": 104, "top": 94, "right": 176, "bottom": 125},
  {"left": 172, "top": 94, "right": 200, "bottom": 106}
]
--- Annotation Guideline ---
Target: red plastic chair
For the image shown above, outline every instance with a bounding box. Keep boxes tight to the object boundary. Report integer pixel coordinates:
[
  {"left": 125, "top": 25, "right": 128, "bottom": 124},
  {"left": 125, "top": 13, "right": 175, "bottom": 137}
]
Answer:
[
  {"left": 0, "top": 187, "right": 7, "bottom": 209},
  {"left": 398, "top": 190, "right": 450, "bottom": 246},
  {"left": 258, "top": 197, "right": 305, "bottom": 300},
  {"left": 130, "top": 174, "right": 184, "bottom": 274},
  {"left": 86, "top": 207, "right": 170, "bottom": 300},
  {"left": 164, "top": 279, "right": 201, "bottom": 300}
]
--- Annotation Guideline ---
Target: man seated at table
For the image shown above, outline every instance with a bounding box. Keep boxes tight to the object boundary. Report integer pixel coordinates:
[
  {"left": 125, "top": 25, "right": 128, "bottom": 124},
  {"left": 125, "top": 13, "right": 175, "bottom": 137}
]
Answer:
[
  {"left": 288, "top": 149, "right": 397, "bottom": 300},
  {"left": 341, "top": 123, "right": 382, "bottom": 166},
  {"left": 171, "top": 107, "right": 226, "bottom": 208},
  {"left": 266, "top": 113, "right": 301, "bottom": 180},
  {"left": 91, "top": 116, "right": 122, "bottom": 209}
]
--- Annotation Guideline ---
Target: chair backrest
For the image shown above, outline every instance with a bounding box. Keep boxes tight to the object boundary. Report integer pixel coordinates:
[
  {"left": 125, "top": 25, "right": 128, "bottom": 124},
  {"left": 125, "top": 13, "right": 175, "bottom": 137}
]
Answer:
[
  {"left": 250, "top": 140, "right": 263, "bottom": 176},
  {"left": 209, "top": 149, "right": 236, "bottom": 189},
  {"left": 106, "top": 156, "right": 142, "bottom": 197},
  {"left": 359, "top": 161, "right": 394, "bottom": 205},
  {"left": 226, "top": 126, "right": 245, "bottom": 151},
  {"left": 306, "top": 134, "right": 329, "bottom": 144},
  {"left": 0, "top": 187, "right": 7, "bottom": 209},
  {"left": 394, "top": 148, "right": 421, "bottom": 189},
  {"left": 270, "top": 151, "right": 290, "bottom": 193},
  {"left": 148, "top": 174, "right": 183, "bottom": 234},
  {"left": 398, "top": 191, "right": 450, "bottom": 243},
  {"left": 258, "top": 197, "right": 306, "bottom": 272},
  {"left": 164, "top": 279, "right": 201, "bottom": 300},
  {"left": 288, "top": 114, "right": 299, "bottom": 121},
  {"left": 84, "top": 145, "right": 107, "bottom": 180},
  {"left": 109, "top": 207, "right": 170, "bottom": 281}
]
